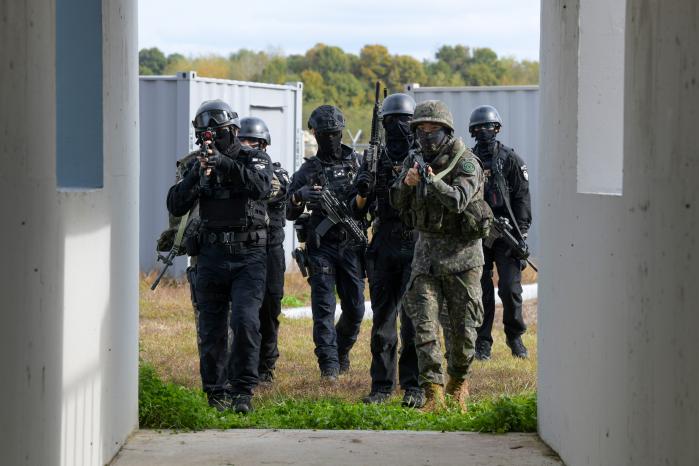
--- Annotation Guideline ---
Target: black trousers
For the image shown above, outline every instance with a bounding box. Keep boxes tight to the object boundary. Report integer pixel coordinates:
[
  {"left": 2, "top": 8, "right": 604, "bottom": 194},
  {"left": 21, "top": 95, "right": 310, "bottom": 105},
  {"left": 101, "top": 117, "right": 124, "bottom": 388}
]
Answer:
[
  {"left": 187, "top": 264, "right": 229, "bottom": 390},
  {"left": 258, "top": 243, "right": 285, "bottom": 375},
  {"left": 195, "top": 241, "right": 266, "bottom": 396},
  {"left": 366, "top": 228, "right": 419, "bottom": 393},
  {"left": 307, "top": 237, "right": 366, "bottom": 372},
  {"left": 477, "top": 239, "right": 527, "bottom": 343}
]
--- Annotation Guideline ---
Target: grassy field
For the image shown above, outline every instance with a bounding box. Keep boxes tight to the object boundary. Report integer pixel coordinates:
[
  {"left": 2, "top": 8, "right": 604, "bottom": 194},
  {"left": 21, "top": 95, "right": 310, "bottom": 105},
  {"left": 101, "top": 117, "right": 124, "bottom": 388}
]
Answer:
[{"left": 140, "top": 271, "right": 538, "bottom": 430}]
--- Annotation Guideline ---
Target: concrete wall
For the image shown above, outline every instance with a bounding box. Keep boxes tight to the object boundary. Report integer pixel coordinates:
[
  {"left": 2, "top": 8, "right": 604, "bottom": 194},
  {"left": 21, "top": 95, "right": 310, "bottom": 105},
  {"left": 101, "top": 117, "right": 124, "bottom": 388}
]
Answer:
[
  {"left": 538, "top": 1, "right": 699, "bottom": 465},
  {"left": 0, "top": 0, "right": 140, "bottom": 465}
]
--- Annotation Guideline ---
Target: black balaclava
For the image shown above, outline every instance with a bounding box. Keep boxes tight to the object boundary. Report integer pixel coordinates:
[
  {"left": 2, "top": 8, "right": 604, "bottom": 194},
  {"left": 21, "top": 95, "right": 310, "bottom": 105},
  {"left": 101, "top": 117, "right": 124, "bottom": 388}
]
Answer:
[
  {"left": 472, "top": 124, "right": 499, "bottom": 158},
  {"left": 316, "top": 130, "right": 343, "bottom": 161},
  {"left": 417, "top": 127, "right": 449, "bottom": 162},
  {"left": 383, "top": 115, "right": 413, "bottom": 162},
  {"left": 214, "top": 126, "right": 241, "bottom": 156}
]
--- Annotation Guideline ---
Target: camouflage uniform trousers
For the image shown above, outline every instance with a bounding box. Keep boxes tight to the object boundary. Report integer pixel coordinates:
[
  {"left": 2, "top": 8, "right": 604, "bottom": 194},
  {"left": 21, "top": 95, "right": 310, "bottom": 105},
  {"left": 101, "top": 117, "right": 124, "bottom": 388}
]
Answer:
[{"left": 402, "top": 266, "right": 484, "bottom": 386}]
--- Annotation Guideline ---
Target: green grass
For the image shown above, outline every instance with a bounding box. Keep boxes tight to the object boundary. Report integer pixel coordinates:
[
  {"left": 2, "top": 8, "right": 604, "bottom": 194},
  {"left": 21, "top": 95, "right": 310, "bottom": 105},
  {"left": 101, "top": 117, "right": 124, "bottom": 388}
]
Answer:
[{"left": 139, "top": 362, "right": 537, "bottom": 432}]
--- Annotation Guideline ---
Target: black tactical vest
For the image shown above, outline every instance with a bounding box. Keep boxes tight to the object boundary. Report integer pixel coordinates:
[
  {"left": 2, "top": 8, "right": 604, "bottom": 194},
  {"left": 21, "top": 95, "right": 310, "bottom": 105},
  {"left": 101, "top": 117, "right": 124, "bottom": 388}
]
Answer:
[
  {"left": 476, "top": 142, "right": 507, "bottom": 210},
  {"left": 199, "top": 151, "right": 268, "bottom": 231}
]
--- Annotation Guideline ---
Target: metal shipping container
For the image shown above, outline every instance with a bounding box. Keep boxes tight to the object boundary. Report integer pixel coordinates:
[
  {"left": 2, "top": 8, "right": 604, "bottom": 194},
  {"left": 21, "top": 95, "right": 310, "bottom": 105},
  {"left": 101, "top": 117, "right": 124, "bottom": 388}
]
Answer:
[
  {"left": 406, "top": 84, "right": 540, "bottom": 255},
  {"left": 140, "top": 71, "right": 304, "bottom": 276}
]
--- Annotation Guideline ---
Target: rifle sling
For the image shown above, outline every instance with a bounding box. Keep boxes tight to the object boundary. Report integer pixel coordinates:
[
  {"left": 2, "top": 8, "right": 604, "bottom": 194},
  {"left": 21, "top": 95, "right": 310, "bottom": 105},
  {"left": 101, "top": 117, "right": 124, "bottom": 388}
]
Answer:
[
  {"left": 173, "top": 210, "right": 191, "bottom": 252},
  {"left": 431, "top": 146, "right": 467, "bottom": 183},
  {"left": 493, "top": 144, "right": 525, "bottom": 242}
]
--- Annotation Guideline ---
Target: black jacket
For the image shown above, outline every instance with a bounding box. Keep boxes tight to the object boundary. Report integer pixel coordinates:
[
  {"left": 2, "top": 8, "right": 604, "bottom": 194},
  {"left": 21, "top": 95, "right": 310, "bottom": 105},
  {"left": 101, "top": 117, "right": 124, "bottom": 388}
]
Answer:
[{"left": 473, "top": 141, "right": 532, "bottom": 234}]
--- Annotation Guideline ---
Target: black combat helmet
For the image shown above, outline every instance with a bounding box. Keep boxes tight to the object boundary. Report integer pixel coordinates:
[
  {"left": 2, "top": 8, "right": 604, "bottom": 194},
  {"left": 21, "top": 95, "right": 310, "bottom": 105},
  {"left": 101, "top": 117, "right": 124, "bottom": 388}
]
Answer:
[
  {"left": 239, "top": 116, "right": 271, "bottom": 145},
  {"left": 381, "top": 93, "right": 416, "bottom": 117},
  {"left": 468, "top": 105, "right": 502, "bottom": 131},
  {"left": 192, "top": 99, "right": 240, "bottom": 131},
  {"left": 308, "top": 105, "right": 345, "bottom": 133}
]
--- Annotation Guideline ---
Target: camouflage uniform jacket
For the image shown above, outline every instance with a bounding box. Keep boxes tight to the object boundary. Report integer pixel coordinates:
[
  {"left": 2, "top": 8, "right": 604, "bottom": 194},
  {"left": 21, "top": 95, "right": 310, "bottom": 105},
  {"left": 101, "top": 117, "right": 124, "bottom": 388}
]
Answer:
[{"left": 389, "top": 137, "right": 485, "bottom": 276}]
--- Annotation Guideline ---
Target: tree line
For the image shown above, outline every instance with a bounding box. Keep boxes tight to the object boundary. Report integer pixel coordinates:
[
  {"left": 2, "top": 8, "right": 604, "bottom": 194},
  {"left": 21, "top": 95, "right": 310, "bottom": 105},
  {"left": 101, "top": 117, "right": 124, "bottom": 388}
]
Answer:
[{"left": 140, "top": 44, "right": 538, "bottom": 142}]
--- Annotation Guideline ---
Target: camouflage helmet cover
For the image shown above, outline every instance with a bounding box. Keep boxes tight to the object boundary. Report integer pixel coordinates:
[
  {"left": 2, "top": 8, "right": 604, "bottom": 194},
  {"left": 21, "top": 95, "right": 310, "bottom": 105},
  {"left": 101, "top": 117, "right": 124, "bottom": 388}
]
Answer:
[
  {"left": 410, "top": 100, "right": 454, "bottom": 131},
  {"left": 307, "top": 105, "right": 345, "bottom": 132}
]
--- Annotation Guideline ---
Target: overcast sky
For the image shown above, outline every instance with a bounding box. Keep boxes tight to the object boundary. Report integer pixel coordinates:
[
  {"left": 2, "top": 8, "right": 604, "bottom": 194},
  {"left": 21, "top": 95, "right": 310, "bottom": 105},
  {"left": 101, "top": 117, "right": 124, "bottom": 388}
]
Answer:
[{"left": 139, "top": 0, "right": 540, "bottom": 61}]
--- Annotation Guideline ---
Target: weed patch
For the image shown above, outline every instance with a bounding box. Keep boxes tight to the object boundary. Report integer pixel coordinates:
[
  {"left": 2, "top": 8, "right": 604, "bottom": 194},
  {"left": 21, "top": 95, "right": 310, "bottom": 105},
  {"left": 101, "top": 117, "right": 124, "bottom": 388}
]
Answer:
[{"left": 139, "top": 361, "right": 536, "bottom": 432}]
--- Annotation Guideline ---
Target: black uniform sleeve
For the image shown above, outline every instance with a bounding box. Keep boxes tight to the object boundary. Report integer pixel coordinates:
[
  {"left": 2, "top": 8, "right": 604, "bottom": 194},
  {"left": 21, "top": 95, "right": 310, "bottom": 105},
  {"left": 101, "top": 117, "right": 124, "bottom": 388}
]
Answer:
[
  {"left": 285, "top": 161, "right": 312, "bottom": 221},
  {"left": 166, "top": 159, "right": 200, "bottom": 217},
  {"left": 229, "top": 149, "right": 273, "bottom": 200},
  {"left": 506, "top": 149, "right": 532, "bottom": 234}
]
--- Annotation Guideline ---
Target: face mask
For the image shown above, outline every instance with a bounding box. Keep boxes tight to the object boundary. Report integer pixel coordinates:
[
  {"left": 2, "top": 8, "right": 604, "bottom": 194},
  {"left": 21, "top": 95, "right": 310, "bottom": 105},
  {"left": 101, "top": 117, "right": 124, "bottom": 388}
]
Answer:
[
  {"left": 417, "top": 127, "right": 448, "bottom": 158},
  {"left": 473, "top": 124, "right": 498, "bottom": 144},
  {"left": 213, "top": 126, "right": 234, "bottom": 152},
  {"left": 383, "top": 116, "right": 413, "bottom": 161},
  {"left": 316, "top": 131, "right": 343, "bottom": 160}
]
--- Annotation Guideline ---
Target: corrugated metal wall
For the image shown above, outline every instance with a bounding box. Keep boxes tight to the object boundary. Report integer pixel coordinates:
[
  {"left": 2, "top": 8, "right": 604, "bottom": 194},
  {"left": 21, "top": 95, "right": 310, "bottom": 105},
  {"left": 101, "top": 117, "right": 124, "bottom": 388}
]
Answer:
[
  {"left": 139, "top": 72, "right": 304, "bottom": 276},
  {"left": 406, "top": 85, "right": 540, "bottom": 255}
]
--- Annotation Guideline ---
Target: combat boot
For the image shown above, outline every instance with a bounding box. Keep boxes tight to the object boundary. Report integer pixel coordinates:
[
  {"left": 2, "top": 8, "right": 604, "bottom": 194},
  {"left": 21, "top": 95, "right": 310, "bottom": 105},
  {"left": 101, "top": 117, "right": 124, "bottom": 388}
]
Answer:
[
  {"left": 320, "top": 367, "right": 339, "bottom": 383},
  {"left": 506, "top": 336, "right": 529, "bottom": 359},
  {"left": 338, "top": 352, "right": 350, "bottom": 374},
  {"left": 231, "top": 394, "right": 254, "bottom": 414},
  {"left": 362, "top": 391, "right": 391, "bottom": 404},
  {"left": 445, "top": 378, "right": 469, "bottom": 412},
  {"left": 402, "top": 388, "right": 426, "bottom": 409},
  {"left": 475, "top": 340, "right": 492, "bottom": 360},
  {"left": 420, "top": 383, "right": 445, "bottom": 413}
]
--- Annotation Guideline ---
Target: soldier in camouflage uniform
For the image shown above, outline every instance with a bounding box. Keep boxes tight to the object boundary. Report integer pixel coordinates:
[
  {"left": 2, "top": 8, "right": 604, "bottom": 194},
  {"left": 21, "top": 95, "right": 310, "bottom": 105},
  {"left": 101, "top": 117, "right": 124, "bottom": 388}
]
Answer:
[{"left": 389, "top": 100, "right": 486, "bottom": 412}]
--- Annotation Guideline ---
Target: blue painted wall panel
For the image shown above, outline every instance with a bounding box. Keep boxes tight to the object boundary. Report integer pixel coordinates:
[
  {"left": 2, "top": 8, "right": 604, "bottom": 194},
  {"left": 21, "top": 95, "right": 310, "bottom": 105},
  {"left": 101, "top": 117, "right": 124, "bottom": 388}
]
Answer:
[{"left": 56, "top": 0, "right": 103, "bottom": 188}]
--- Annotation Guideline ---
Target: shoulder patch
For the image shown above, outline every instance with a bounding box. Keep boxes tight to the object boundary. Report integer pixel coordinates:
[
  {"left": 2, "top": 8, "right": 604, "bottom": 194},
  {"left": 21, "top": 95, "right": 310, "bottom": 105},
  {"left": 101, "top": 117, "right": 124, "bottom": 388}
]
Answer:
[{"left": 462, "top": 159, "right": 476, "bottom": 175}]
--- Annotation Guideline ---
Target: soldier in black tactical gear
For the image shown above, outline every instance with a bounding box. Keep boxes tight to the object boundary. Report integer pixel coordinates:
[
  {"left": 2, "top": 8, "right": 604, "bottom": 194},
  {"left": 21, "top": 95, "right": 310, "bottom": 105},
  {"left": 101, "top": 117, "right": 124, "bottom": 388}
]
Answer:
[
  {"left": 468, "top": 105, "right": 532, "bottom": 360},
  {"left": 167, "top": 100, "right": 273, "bottom": 413},
  {"left": 286, "top": 105, "right": 365, "bottom": 382},
  {"left": 238, "top": 116, "right": 289, "bottom": 386},
  {"left": 353, "top": 93, "right": 424, "bottom": 408}
]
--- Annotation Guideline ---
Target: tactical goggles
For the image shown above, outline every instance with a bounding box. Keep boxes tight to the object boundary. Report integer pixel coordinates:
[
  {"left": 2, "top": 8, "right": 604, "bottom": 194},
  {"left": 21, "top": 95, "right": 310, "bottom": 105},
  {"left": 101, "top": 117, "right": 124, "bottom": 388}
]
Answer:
[{"left": 193, "top": 109, "right": 238, "bottom": 129}]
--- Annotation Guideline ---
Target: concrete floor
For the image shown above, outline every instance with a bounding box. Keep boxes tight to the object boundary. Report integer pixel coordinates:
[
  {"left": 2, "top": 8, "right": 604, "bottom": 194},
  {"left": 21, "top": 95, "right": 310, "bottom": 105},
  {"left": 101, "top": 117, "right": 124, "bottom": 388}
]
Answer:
[{"left": 111, "top": 429, "right": 563, "bottom": 466}]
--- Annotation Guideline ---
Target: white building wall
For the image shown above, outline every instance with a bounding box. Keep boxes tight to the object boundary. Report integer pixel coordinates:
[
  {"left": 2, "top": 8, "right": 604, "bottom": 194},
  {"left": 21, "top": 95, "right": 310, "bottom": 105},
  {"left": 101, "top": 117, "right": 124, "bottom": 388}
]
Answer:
[
  {"left": 538, "top": 1, "right": 699, "bottom": 465},
  {"left": 0, "top": 0, "right": 139, "bottom": 465}
]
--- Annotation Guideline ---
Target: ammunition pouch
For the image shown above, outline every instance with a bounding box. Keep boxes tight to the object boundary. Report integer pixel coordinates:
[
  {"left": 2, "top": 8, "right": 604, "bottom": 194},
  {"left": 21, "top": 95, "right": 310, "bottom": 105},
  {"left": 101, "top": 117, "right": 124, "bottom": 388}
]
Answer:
[{"left": 460, "top": 198, "right": 494, "bottom": 241}]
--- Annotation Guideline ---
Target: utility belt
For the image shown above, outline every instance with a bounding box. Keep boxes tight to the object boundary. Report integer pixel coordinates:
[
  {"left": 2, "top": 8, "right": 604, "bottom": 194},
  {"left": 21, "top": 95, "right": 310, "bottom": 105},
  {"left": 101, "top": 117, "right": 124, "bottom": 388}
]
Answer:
[{"left": 201, "top": 228, "right": 267, "bottom": 246}]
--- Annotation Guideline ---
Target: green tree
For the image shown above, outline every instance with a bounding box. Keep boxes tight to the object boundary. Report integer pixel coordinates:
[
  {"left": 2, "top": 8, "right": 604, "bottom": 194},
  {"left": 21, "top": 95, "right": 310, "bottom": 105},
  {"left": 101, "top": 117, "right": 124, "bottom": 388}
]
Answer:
[
  {"left": 300, "top": 70, "right": 325, "bottom": 102},
  {"left": 305, "top": 43, "right": 351, "bottom": 76},
  {"left": 356, "top": 45, "right": 391, "bottom": 86},
  {"left": 139, "top": 47, "right": 166, "bottom": 75}
]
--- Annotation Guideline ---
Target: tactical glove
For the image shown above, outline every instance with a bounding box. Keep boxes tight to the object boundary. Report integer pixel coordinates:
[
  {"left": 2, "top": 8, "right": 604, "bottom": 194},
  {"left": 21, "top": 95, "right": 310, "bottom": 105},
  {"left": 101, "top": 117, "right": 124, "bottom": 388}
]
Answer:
[
  {"left": 355, "top": 170, "right": 374, "bottom": 198},
  {"left": 206, "top": 153, "right": 235, "bottom": 176},
  {"left": 296, "top": 185, "right": 323, "bottom": 203}
]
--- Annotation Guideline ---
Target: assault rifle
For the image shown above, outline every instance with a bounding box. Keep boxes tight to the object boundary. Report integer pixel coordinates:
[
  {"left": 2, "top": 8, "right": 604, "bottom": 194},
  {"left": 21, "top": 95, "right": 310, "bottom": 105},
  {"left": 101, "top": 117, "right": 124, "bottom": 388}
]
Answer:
[
  {"left": 412, "top": 152, "right": 432, "bottom": 201},
  {"left": 316, "top": 188, "right": 368, "bottom": 246},
  {"left": 150, "top": 217, "right": 201, "bottom": 290},
  {"left": 197, "top": 129, "right": 216, "bottom": 194},
  {"left": 358, "top": 81, "right": 383, "bottom": 193},
  {"left": 483, "top": 217, "right": 538, "bottom": 272}
]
